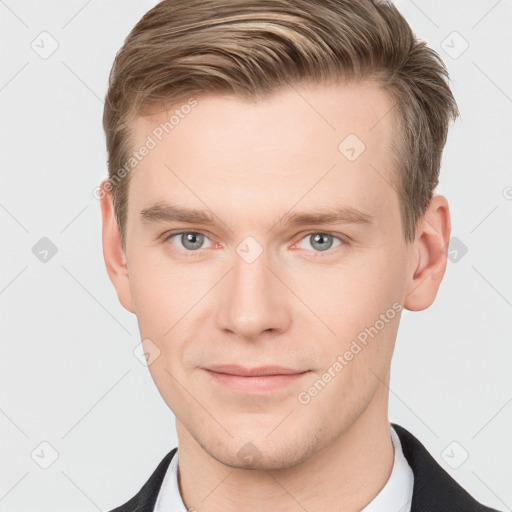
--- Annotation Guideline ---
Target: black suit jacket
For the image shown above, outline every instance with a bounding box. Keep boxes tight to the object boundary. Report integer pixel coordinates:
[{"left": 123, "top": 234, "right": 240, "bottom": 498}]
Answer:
[{"left": 109, "top": 423, "right": 501, "bottom": 511}]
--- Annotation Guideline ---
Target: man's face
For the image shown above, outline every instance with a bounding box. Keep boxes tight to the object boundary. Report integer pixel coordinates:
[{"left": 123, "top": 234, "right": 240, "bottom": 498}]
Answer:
[{"left": 121, "top": 82, "right": 414, "bottom": 469}]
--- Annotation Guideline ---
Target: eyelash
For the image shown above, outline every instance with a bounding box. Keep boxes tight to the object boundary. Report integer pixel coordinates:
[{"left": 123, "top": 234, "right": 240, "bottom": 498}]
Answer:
[{"left": 161, "top": 230, "right": 348, "bottom": 257}]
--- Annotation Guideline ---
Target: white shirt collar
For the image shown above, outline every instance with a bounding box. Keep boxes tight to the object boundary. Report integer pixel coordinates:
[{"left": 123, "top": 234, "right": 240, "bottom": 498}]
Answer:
[
  {"left": 154, "top": 442, "right": 186, "bottom": 512},
  {"left": 154, "top": 424, "right": 413, "bottom": 512},
  {"left": 360, "top": 424, "right": 414, "bottom": 511}
]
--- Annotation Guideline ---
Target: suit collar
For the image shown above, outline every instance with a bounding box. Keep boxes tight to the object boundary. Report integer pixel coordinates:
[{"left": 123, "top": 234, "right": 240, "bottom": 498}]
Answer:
[
  {"left": 391, "top": 423, "right": 498, "bottom": 511},
  {"left": 109, "top": 447, "right": 176, "bottom": 512}
]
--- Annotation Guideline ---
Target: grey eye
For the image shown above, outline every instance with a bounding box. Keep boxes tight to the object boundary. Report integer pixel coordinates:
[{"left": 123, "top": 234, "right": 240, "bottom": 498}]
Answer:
[
  {"left": 168, "top": 232, "right": 212, "bottom": 251},
  {"left": 180, "top": 232, "right": 205, "bottom": 250},
  {"left": 310, "top": 233, "right": 333, "bottom": 251},
  {"left": 297, "top": 233, "right": 342, "bottom": 252}
]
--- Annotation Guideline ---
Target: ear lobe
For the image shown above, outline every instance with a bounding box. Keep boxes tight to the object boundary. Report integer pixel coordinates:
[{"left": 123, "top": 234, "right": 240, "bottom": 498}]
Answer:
[
  {"left": 99, "top": 179, "right": 135, "bottom": 313},
  {"left": 404, "top": 195, "right": 451, "bottom": 311}
]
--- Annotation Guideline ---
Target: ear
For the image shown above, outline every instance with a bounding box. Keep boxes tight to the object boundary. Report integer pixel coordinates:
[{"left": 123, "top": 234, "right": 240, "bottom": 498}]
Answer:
[
  {"left": 99, "top": 180, "right": 135, "bottom": 313},
  {"left": 403, "top": 194, "right": 451, "bottom": 311}
]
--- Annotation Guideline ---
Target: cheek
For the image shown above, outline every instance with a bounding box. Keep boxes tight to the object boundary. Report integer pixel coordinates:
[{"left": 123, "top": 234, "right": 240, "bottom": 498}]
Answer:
[
  {"left": 144, "top": 357, "right": 188, "bottom": 418},
  {"left": 297, "top": 247, "right": 405, "bottom": 381},
  {"left": 304, "top": 251, "right": 404, "bottom": 335},
  {"left": 128, "top": 255, "right": 210, "bottom": 371},
  {"left": 128, "top": 250, "right": 199, "bottom": 331}
]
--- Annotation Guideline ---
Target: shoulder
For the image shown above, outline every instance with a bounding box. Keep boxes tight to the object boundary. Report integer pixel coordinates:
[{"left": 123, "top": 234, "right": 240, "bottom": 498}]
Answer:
[
  {"left": 108, "top": 447, "right": 177, "bottom": 512},
  {"left": 391, "top": 423, "right": 501, "bottom": 512}
]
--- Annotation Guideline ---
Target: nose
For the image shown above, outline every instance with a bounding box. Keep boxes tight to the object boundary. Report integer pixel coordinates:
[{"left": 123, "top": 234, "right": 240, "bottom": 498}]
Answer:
[{"left": 214, "top": 245, "right": 292, "bottom": 341}]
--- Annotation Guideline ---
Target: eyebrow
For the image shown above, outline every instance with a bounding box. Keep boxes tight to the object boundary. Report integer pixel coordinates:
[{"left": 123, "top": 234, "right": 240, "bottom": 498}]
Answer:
[{"left": 139, "top": 202, "right": 373, "bottom": 230}]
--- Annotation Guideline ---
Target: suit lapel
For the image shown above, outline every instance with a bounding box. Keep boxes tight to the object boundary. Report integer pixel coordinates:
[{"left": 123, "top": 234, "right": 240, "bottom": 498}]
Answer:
[
  {"left": 110, "top": 447, "right": 177, "bottom": 512},
  {"left": 391, "top": 423, "right": 498, "bottom": 511}
]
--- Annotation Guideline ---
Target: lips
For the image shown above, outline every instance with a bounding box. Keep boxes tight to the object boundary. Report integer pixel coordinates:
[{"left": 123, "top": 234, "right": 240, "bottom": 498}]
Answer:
[
  {"left": 204, "top": 364, "right": 306, "bottom": 376},
  {"left": 202, "top": 365, "right": 310, "bottom": 393}
]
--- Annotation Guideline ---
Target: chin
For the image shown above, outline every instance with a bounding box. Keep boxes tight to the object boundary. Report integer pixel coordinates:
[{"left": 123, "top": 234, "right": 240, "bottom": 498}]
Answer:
[{"left": 199, "top": 429, "right": 323, "bottom": 471}]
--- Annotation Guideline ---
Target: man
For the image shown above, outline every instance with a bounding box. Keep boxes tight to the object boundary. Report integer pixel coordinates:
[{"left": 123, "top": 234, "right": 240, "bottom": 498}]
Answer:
[{"left": 99, "top": 0, "right": 500, "bottom": 510}]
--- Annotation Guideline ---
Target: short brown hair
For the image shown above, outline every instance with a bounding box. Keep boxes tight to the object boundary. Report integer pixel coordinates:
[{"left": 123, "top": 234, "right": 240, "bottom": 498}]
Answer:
[{"left": 103, "top": 0, "right": 459, "bottom": 249}]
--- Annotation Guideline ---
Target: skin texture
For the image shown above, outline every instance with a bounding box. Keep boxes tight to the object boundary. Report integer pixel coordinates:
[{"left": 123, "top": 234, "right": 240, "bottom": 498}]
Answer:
[{"left": 100, "top": 81, "right": 451, "bottom": 511}]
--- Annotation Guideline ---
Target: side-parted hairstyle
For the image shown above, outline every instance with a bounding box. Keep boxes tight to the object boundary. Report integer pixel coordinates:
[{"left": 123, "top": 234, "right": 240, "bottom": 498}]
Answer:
[{"left": 103, "top": 0, "right": 459, "bottom": 249}]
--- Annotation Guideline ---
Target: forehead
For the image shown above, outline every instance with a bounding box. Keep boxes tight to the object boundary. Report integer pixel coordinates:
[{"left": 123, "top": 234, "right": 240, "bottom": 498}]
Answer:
[{"left": 126, "top": 81, "right": 399, "bottom": 230}]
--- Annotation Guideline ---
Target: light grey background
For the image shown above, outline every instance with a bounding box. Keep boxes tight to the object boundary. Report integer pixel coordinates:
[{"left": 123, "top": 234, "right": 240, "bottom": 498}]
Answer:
[{"left": 1, "top": 1, "right": 511, "bottom": 510}]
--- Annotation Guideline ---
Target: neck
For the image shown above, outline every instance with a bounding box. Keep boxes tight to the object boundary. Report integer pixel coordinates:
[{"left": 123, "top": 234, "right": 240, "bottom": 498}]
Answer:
[{"left": 176, "top": 383, "right": 393, "bottom": 512}]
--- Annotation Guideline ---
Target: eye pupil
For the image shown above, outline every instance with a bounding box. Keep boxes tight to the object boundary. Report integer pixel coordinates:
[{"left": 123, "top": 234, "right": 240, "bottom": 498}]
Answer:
[
  {"left": 310, "top": 233, "right": 333, "bottom": 252},
  {"left": 181, "top": 232, "right": 204, "bottom": 250}
]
